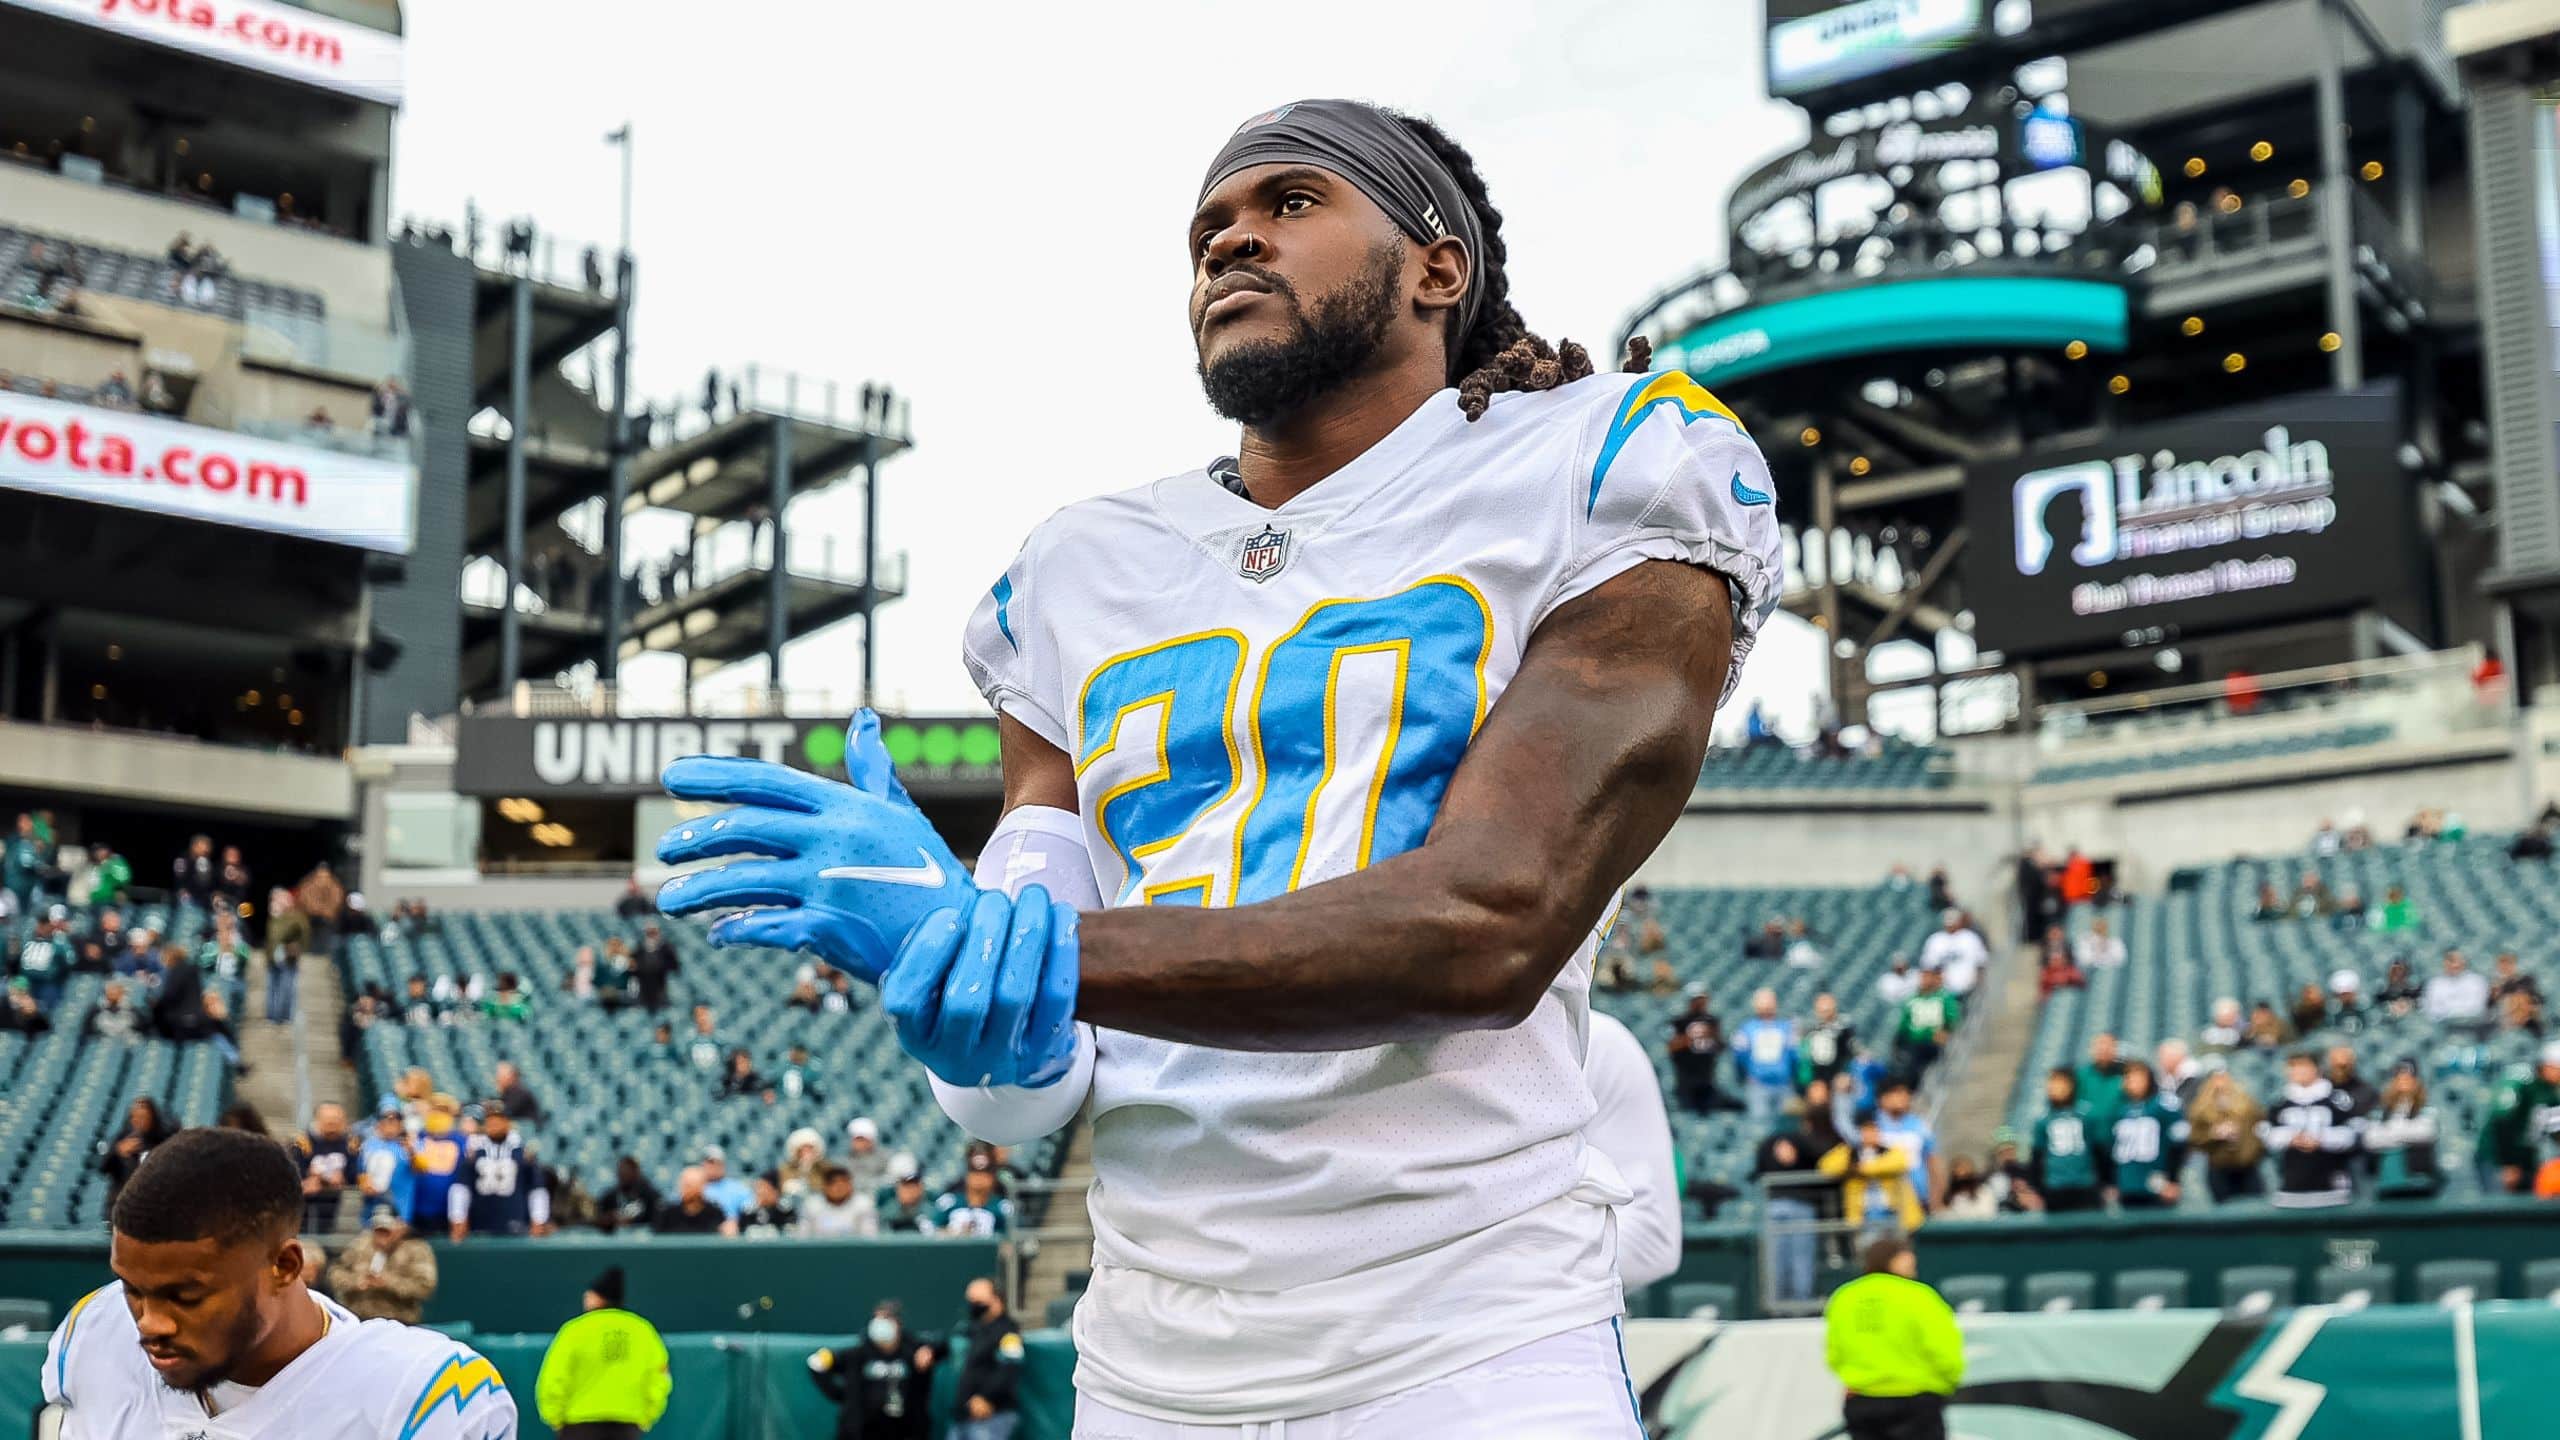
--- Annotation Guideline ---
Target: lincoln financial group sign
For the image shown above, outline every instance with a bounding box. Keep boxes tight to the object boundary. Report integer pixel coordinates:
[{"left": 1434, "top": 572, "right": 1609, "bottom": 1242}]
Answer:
[
  {"left": 454, "top": 714, "right": 1004, "bottom": 798},
  {"left": 1962, "top": 388, "right": 2427, "bottom": 655}
]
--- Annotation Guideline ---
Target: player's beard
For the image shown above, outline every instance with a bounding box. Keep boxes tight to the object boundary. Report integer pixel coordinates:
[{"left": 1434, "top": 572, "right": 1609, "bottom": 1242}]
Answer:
[
  {"left": 1197, "top": 241, "right": 1403, "bottom": 427},
  {"left": 154, "top": 1302, "right": 261, "bottom": 1394}
]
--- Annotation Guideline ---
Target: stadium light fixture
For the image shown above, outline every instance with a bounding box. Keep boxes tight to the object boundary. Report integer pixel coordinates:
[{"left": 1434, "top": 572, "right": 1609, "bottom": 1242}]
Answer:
[
  {"left": 105, "top": 644, "right": 120, "bottom": 660},
  {"left": 1849, "top": 455, "right": 1873, "bottom": 477},
  {"left": 2216, "top": 192, "right": 2243, "bottom": 214},
  {"left": 288, "top": 709, "right": 305, "bottom": 727},
  {"left": 279, "top": 693, "right": 293, "bottom": 709},
  {"left": 2088, "top": 671, "right": 2109, "bottom": 689},
  {"left": 2107, "top": 374, "right": 2131, "bottom": 395},
  {"left": 2319, "top": 332, "right": 2343, "bottom": 353},
  {"left": 245, "top": 689, "right": 262, "bottom": 706},
  {"left": 2361, "top": 160, "right": 2384, "bottom": 182},
  {"left": 2287, "top": 178, "right": 2310, "bottom": 199},
  {"left": 2250, "top": 141, "right": 2273, "bottom": 162},
  {"left": 1800, "top": 426, "right": 1822, "bottom": 447},
  {"left": 2223, "top": 352, "right": 2247, "bottom": 373},
  {"left": 2183, "top": 157, "right": 2206, "bottom": 177},
  {"left": 2181, "top": 316, "right": 2205, "bottom": 337},
  {"left": 2063, "top": 340, "right": 2088, "bottom": 360},
  {"left": 89, "top": 684, "right": 106, "bottom": 701}
]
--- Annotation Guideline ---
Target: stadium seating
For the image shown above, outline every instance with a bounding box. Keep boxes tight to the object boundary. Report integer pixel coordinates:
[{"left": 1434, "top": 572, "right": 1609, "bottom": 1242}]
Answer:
[
  {"left": 342, "top": 909, "right": 1068, "bottom": 1215},
  {"left": 2314, "top": 1264, "right": 2395, "bottom": 1308},
  {"left": 1591, "top": 880, "right": 1949, "bottom": 1220},
  {"left": 2029, "top": 721, "right": 2395, "bottom": 785},
  {"left": 2112, "top": 1269, "right": 2189, "bottom": 1310},
  {"left": 1, "top": 223, "right": 327, "bottom": 325},
  {"left": 0, "top": 900, "right": 236, "bottom": 1229},
  {"left": 1697, "top": 739, "right": 1950, "bottom": 792},
  {"left": 2003, "top": 834, "right": 2560, "bottom": 1198}
]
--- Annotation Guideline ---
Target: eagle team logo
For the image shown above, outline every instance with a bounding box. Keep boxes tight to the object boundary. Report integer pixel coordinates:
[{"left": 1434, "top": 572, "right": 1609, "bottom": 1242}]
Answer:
[{"left": 1238, "top": 525, "right": 1292, "bottom": 583}]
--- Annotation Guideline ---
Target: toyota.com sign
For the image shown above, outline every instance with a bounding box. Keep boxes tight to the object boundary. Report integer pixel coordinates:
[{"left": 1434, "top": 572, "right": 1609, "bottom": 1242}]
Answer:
[
  {"left": 4, "top": 0, "right": 403, "bottom": 106},
  {"left": 0, "top": 391, "right": 415, "bottom": 553},
  {"left": 1962, "top": 388, "right": 2427, "bottom": 655}
]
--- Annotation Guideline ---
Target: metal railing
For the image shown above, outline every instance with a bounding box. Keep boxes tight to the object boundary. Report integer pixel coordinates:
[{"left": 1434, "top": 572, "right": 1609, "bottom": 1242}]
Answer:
[
  {"left": 2035, "top": 645, "right": 2504, "bottom": 758},
  {"left": 472, "top": 682, "right": 881, "bottom": 720}
]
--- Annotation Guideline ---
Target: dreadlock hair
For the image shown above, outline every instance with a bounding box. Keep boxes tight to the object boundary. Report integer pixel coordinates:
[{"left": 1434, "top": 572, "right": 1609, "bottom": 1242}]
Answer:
[
  {"left": 112, "top": 1126, "right": 300, "bottom": 1248},
  {"left": 1394, "top": 114, "right": 1653, "bottom": 421}
]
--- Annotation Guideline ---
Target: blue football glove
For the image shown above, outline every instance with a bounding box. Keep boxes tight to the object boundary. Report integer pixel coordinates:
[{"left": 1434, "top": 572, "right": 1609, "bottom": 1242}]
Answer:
[
  {"left": 653, "top": 710, "right": 973, "bottom": 984},
  {"left": 883, "top": 883, "right": 1081, "bottom": 1089}
]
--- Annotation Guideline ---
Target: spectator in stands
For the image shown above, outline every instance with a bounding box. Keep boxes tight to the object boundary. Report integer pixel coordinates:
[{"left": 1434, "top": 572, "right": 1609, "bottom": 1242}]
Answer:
[
  {"left": 2027, "top": 1069, "right": 2106, "bottom": 1213},
  {"left": 2074, "top": 916, "right": 2126, "bottom": 971},
  {"left": 1800, "top": 992, "right": 1855, "bottom": 1092},
  {"left": 2289, "top": 982, "right": 2329, "bottom": 1039},
  {"left": 359, "top": 1105, "right": 415, "bottom": 1225},
  {"left": 2268, "top": 1051, "right": 2365, "bottom": 1209},
  {"left": 1754, "top": 1107, "right": 1824, "bottom": 1300},
  {"left": 2505, "top": 983, "right": 2548, "bottom": 1040},
  {"left": 151, "top": 941, "right": 210, "bottom": 1035},
  {"left": 2479, "top": 1044, "right": 2560, "bottom": 1194},
  {"left": 654, "top": 1166, "right": 737, "bottom": 1235},
  {"left": 878, "top": 1157, "right": 932, "bottom": 1233},
  {"left": 202, "top": 911, "right": 252, "bottom": 983},
  {"left": 699, "top": 1146, "right": 753, "bottom": 1217},
  {"left": 2326, "top": 970, "right": 2368, "bottom": 1033},
  {"left": 85, "top": 842, "right": 132, "bottom": 906},
  {"left": 215, "top": 845, "right": 251, "bottom": 914},
  {"left": 100, "top": 1094, "right": 176, "bottom": 1208},
  {"left": 172, "top": 834, "right": 218, "bottom": 908},
  {"left": 2511, "top": 819, "right": 2556, "bottom": 862},
  {"left": 615, "top": 876, "right": 651, "bottom": 922},
  {"left": 266, "top": 884, "right": 309, "bottom": 959},
  {"left": 1784, "top": 918, "right": 1826, "bottom": 970},
  {"left": 339, "top": 893, "right": 375, "bottom": 942},
  {"left": 1872, "top": 1079, "right": 1940, "bottom": 1206},
  {"left": 2289, "top": 870, "right": 2331, "bottom": 920},
  {"left": 1667, "top": 1004, "right": 1741, "bottom": 1115},
  {"left": 74, "top": 936, "right": 110, "bottom": 979},
  {"left": 263, "top": 937, "right": 302, "bottom": 1027},
  {"left": 809, "top": 1299, "right": 932, "bottom": 1440},
  {"left": 1743, "top": 918, "right": 1787, "bottom": 962},
  {"left": 1985, "top": 1129, "right": 2040, "bottom": 1213},
  {"left": 821, "top": 969, "right": 856, "bottom": 1015},
  {"left": 718, "top": 1047, "right": 771, "bottom": 1103},
  {"left": 2252, "top": 882, "right": 2288, "bottom": 922},
  {"left": 2037, "top": 940, "right": 2087, "bottom": 1000},
  {"left": 2059, "top": 846, "right": 2099, "bottom": 909},
  {"left": 296, "top": 861, "right": 345, "bottom": 954},
  {"left": 846, "top": 1117, "right": 893, "bottom": 1199},
  {"left": 950, "top": 1277, "right": 1024, "bottom": 1440},
  {"left": 777, "top": 1129, "right": 827, "bottom": 1200},
  {"left": 1735, "top": 989, "right": 1800, "bottom": 1126},
  {"left": 17, "top": 912, "right": 65, "bottom": 1008},
  {"left": 1920, "top": 910, "right": 1986, "bottom": 997},
  {"left": 2, "top": 979, "right": 50, "bottom": 1035},
  {"left": 2368, "top": 1064, "right": 2444, "bottom": 1199},
  {"left": 1819, "top": 1113, "right": 1925, "bottom": 1241},
  {"left": 1927, "top": 865, "right": 1956, "bottom": 916},
  {"left": 2106, "top": 1063, "right": 2187, "bottom": 1211},
  {"left": 649, "top": 1020, "right": 680, "bottom": 1063},
  {"left": 2329, "top": 884, "right": 2367, "bottom": 932},
  {"left": 2312, "top": 818, "right": 2342, "bottom": 855},
  {"left": 2378, "top": 959, "right": 2423, "bottom": 1018},
  {"left": 330, "top": 1204, "right": 438, "bottom": 1324},
  {"left": 683, "top": 1003, "right": 727, "bottom": 1071},
  {"left": 2155, "top": 1039, "right": 2203, "bottom": 1106},
  {"left": 1744, "top": 700, "right": 1778, "bottom": 746},
  {"left": 1939, "top": 1156, "right": 1998, "bottom": 1220},
  {"left": 2, "top": 814, "right": 46, "bottom": 912},
  {"left": 2493, "top": 952, "right": 2541, "bottom": 1009},
  {"left": 930, "top": 1167, "right": 1018, "bottom": 1238},
  {"left": 2076, "top": 1033, "right": 2127, "bottom": 1120},
  {"left": 1648, "top": 956, "right": 1680, "bottom": 996},
  {"left": 1874, "top": 954, "right": 1917, "bottom": 1007},
  {"left": 113, "top": 926, "right": 158, "bottom": 982},
  {"left": 369, "top": 378, "right": 413, "bottom": 438},
  {"left": 1890, "top": 968, "right": 1959, "bottom": 1084},
  {"left": 407, "top": 1099, "right": 469, "bottom": 1226},
  {"left": 633, "top": 922, "right": 680, "bottom": 1012},
  {"left": 399, "top": 974, "right": 443, "bottom": 1027},
  {"left": 2324, "top": 1046, "right": 2377, "bottom": 1119},
  {"left": 2423, "top": 950, "right": 2491, "bottom": 1030},
  {"left": 774, "top": 1043, "right": 824, "bottom": 1103},
  {"left": 480, "top": 971, "right": 531, "bottom": 1023},
  {"left": 493, "top": 1060, "right": 543, "bottom": 1124},
  {"left": 588, "top": 1157, "right": 662, "bottom": 1235},
  {"left": 786, "top": 974, "right": 825, "bottom": 1013},
  {"left": 567, "top": 946, "right": 602, "bottom": 1002},
  {"left": 739, "top": 1172, "right": 798, "bottom": 1239},
  {"left": 88, "top": 978, "right": 144, "bottom": 1042},
  {"left": 2373, "top": 884, "right": 2418, "bottom": 934},
  {"left": 2243, "top": 1002, "right": 2291, "bottom": 1051},
  {"left": 291, "top": 1102, "right": 361, "bottom": 1232}
]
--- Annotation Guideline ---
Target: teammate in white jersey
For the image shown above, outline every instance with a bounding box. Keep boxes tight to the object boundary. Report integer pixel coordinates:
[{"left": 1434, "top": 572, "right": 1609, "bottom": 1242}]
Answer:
[
  {"left": 654, "top": 98, "right": 1779, "bottom": 1436},
  {"left": 42, "top": 1127, "right": 516, "bottom": 1439}
]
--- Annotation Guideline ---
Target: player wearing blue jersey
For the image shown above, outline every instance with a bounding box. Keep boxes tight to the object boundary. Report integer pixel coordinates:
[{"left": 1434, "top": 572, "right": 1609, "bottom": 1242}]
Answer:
[
  {"left": 657, "top": 99, "right": 1782, "bottom": 1436},
  {"left": 43, "top": 1127, "right": 514, "bottom": 1438}
]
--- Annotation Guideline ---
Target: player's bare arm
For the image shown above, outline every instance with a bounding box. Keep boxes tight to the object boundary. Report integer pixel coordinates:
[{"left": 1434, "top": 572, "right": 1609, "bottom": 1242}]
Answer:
[{"left": 1027, "top": 559, "right": 1730, "bottom": 1050}]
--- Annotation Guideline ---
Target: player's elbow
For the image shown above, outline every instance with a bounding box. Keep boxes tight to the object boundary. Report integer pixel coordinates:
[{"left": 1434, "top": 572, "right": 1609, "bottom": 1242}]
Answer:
[{"left": 1441, "top": 868, "right": 1578, "bottom": 1029}]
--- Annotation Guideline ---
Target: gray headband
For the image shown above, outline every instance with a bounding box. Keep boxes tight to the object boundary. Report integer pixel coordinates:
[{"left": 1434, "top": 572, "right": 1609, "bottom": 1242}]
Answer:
[{"left": 1198, "top": 99, "right": 1486, "bottom": 361}]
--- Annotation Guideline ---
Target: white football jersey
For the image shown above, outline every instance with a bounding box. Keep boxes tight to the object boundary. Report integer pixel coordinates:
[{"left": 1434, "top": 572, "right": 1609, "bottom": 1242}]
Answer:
[
  {"left": 42, "top": 1282, "right": 517, "bottom": 1439},
  {"left": 961, "top": 370, "right": 1780, "bottom": 1421}
]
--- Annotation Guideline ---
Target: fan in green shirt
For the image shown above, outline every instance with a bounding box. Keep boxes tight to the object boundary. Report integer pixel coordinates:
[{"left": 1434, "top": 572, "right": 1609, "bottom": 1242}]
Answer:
[
  {"left": 2477, "top": 1046, "right": 2560, "bottom": 1192},
  {"left": 2075, "top": 1033, "right": 2128, "bottom": 1129},
  {"left": 2106, "top": 1061, "right": 2189, "bottom": 1208},
  {"left": 2028, "top": 1069, "right": 2106, "bottom": 1211},
  {"left": 84, "top": 844, "right": 132, "bottom": 907}
]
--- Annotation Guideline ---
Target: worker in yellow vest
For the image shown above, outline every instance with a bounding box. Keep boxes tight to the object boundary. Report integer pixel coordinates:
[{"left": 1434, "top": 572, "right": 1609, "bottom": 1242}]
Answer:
[
  {"left": 1823, "top": 1238, "right": 1962, "bottom": 1439},
  {"left": 536, "top": 1267, "right": 671, "bottom": 1439}
]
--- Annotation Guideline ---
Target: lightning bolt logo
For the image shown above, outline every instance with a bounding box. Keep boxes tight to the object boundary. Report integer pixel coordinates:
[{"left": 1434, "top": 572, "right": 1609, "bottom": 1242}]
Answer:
[
  {"left": 1588, "top": 371, "right": 1750, "bottom": 517},
  {"left": 400, "top": 1353, "right": 506, "bottom": 1440}
]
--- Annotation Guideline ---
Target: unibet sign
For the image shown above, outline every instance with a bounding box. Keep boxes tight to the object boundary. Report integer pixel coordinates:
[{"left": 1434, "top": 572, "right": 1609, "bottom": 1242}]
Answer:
[{"left": 454, "top": 714, "right": 1004, "bottom": 798}]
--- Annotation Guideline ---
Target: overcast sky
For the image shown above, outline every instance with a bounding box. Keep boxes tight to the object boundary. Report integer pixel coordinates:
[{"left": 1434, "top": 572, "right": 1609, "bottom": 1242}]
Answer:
[{"left": 391, "top": 0, "right": 1834, "bottom": 736}]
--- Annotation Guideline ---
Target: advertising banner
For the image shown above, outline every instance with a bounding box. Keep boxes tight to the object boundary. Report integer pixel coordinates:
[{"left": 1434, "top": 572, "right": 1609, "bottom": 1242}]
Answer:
[
  {"left": 1766, "top": 0, "right": 1988, "bottom": 99},
  {"left": 0, "top": 390, "right": 414, "bottom": 553},
  {"left": 3, "top": 0, "right": 403, "bottom": 105},
  {"left": 1961, "top": 387, "right": 2424, "bottom": 655},
  {"left": 455, "top": 713, "right": 1004, "bottom": 798}
]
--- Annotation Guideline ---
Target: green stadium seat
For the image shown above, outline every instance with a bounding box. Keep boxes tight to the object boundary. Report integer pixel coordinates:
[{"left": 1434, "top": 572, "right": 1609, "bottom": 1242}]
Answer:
[
  {"left": 1065, "top": 1269, "right": 1091, "bottom": 1294},
  {"left": 2414, "top": 1260, "right": 2498, "bottom": 1308},
  {"left": 2022, "top": 1272, "right": 2096, "bottom": 1313},
  {"left": 1044, "top": 1295, "right": 1079, "bottom": 1329},
  {"left": 2220, "top": 1266, "right": 2297, "bottom": 1316},
  {"left": 2112, "top": 1269, "right": 2189, "bottom": 1311},
  {"left": 1937, "top": 1275, "right": 2007, "bottom": 1315},
  {"left": 2310, "top": 1263, "right": 2393, "bottom": 1309},
  {"left": 1667, "top": 1282, "right": 1739, "bottom": 1321},
  {"left": 2521, "top": 1259, "right": 2560, "bottom": 1305},
  {"left": 0, "top": 1297, "right": 50, "bottom": 1332}
]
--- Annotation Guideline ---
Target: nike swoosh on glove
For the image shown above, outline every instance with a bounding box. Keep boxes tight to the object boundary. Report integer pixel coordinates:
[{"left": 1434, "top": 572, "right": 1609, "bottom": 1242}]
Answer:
[
  {"left": 653, "top": 710, "right": 974, "bottom": 984},
  {"left": 883, "top": 883, "right": 1081, "bottom": 1090}
]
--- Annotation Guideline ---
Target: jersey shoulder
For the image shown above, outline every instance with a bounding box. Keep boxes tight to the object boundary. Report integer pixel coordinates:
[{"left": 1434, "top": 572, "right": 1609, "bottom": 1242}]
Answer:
[
  {"left": 43, "top": 1282, "right": 139, "bottom": 1406},
  {"left": 360, "top": 1319, "right": 516, "bottom": 1439}
]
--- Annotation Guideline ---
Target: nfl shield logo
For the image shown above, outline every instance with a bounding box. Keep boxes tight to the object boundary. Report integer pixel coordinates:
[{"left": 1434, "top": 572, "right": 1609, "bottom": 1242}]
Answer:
[{"left": 1238, "top": 525, "right": 1291, "bottom": 583}]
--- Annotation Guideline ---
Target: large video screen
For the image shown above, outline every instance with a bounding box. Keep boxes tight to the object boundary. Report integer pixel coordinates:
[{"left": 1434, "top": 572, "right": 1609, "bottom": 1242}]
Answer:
[
  {"left": 1766, "top": 0, "right": 1990, "bottom": 99},
  {"left": 1962, "top": 388, "right": 2424, "bottom": 656}
]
